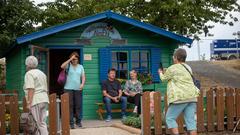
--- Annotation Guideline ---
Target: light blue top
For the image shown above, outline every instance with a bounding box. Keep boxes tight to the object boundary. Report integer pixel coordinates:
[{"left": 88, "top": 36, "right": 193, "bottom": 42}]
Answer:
[{"left": 64, "top": 64, "right": 85, "bottom": 90}]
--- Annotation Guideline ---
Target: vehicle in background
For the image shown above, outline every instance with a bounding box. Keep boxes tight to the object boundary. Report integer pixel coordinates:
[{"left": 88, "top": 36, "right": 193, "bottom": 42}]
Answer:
[{"left": 210, "top": 39, "right": 240, "bottom": 60}]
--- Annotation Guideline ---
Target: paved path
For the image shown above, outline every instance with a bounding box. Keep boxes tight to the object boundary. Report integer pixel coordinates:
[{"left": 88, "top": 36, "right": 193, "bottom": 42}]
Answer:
[
  {"left": 70, "top": 119, "right": 138, "bottom": 135},
  {"left": 70, "top": 127, "right": 136, "bottom": 135}
]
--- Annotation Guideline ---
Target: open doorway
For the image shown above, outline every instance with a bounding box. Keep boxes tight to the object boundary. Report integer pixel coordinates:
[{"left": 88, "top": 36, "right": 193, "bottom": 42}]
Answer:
[{"left": 49, "top": 49, "right": 81, "bottom": 96}]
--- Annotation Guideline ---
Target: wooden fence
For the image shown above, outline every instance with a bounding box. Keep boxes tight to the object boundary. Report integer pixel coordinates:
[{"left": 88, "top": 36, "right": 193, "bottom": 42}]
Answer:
[
  {"left": 142, "top": 87, "right": 240, "bottom": 135},
  {"left": 0, "top": 91, "right": 70, "bottom": 135}
]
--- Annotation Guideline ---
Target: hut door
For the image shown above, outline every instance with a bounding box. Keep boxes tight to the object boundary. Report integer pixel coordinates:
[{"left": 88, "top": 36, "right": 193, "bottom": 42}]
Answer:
[{"left": 30, "top": 45, "right": 49, "bottom": 77}]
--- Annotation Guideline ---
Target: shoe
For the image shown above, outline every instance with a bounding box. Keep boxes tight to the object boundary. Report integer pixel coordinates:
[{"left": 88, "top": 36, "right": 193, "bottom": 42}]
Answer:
[
  {"left": 121, "top": 115, "right": 127, "bottom": 120},
  {"left": 133, "top": 106, "right": 138, "bottom": 113},
  {"left": 70, "top": 124, "right": 75, "bottom": 129},
  {"left": 76, "top": 122, "right": 82, "bottom": 127},
  {"left": 105, "top": 115, "right": 112, "bottom": 122}
]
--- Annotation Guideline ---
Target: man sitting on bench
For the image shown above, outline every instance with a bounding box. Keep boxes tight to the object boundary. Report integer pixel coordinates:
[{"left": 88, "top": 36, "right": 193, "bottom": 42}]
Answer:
[{"left": 102, "top": 68, "right": 127, "bottom": 122}]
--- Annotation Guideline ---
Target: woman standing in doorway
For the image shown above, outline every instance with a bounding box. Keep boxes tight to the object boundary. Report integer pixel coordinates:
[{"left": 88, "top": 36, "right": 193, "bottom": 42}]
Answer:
[{"left": 61, "top": 52, "right": 85, "bottom": 129}]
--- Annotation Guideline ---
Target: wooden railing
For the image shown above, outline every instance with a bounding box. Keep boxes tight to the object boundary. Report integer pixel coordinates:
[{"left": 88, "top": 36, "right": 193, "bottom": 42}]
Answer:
[
  {"left": 142, "top": 87, "right": 240, "bottom": 135},
  {"left": 0, "top": 92, "right": 70, "bottom": 135}
]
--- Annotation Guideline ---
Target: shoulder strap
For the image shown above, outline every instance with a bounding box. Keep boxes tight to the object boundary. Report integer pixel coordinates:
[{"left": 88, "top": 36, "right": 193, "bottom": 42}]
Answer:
[
  {"left": 66, "top": 63, "right": 70, "bottom": 74},
  {"left": 181, "top": 64, "right": 194, "bottom": 79}
]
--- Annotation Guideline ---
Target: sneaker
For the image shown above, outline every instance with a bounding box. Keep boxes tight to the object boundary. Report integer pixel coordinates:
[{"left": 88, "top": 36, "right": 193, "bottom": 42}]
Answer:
[
  {"left": 105, "top": 115, "right": 112, "bottom": 122},
  {"left": 121, "top": 115, "right": 127, "bottom": 120},
  {"left": 76, "top": 122, "right": 82, "bottom": 127},
  {"left": 70, "top": 124, "right": 75, "bottom": 129},
  {"left": 133, "top": 106, "right": 138, "bottom": 113}
]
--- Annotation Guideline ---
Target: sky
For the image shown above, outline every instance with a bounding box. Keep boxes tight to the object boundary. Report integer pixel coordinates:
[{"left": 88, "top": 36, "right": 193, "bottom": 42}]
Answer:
[{"left": 33, "top": 0, "right": 240, "bottom": 61}]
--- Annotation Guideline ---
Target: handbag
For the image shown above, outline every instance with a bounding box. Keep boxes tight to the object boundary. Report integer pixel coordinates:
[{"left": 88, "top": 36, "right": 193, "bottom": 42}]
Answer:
[
  {"left": 181, "top": 64, "right": 201, "bottom": 89},
  {"left": 20, "top": 112, "right": 39, "bottom": 134},
  {"left": 57, "top": 64, "right": 70, "bottom": 86}
]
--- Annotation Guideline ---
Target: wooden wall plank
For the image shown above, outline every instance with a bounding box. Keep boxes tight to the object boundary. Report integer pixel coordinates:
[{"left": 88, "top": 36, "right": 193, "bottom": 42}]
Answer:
[
  {"left": 61, "top": 93, "right": 70, "bottom": 135},
  {"left": 49, "top": 94, "right": 57, "bottom": 135},
  {"left": 142, "top": 92, "right": 151, "bottom": 135},
  {"left": 154, "top": 92, "right": 162, "bottom": 135}
]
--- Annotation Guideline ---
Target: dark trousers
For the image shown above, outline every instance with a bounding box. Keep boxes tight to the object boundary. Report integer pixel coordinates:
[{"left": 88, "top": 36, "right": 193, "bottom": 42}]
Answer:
[
  {"left": 126, "top": 93, "right": 141, "bottom": 114},
  {"left": 64, "top": 90, "right": 82, "bottom": 126}
]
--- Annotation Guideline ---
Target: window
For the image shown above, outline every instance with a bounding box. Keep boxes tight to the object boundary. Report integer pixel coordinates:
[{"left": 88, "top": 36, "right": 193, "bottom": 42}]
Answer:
[
  {"left": 99, "top": 47, "right": 161, "bottom": 83},
  {"left": 111, "top": 51, "right": 128, "bottom": 79},
  {"left": 111, "top": 50, "right": 150, "bottom": 79}
]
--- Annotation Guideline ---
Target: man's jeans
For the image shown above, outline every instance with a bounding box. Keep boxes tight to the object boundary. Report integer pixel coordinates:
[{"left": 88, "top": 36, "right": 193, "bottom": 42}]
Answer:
[{"left": 103, "top": 96, "right": 127, "bottom": 117}]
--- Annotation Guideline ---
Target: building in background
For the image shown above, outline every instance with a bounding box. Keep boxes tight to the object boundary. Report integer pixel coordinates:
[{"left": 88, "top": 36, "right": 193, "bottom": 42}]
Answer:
[{"left": 2, "top": 11, "right": 192, "bottom": 119}]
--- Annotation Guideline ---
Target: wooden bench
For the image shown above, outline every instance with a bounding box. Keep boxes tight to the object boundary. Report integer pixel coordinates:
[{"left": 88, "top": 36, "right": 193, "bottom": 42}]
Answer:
[{"left": 96, "top": 102, "right": 134, "bottom": 120}]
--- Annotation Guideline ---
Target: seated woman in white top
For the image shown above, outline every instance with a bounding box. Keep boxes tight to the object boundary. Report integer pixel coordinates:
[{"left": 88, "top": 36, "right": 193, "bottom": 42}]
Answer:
[{"left": 123, "top": 70, "right": 143, "bottom": 114}]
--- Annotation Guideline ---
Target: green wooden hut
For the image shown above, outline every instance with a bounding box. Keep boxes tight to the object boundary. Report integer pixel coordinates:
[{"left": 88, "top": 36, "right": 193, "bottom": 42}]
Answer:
[{"left": 4, "top": 11, "right": 192, "bottom": 119}]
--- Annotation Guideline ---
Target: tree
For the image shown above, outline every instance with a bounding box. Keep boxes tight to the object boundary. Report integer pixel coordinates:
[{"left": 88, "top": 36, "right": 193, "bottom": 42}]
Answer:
[
  {"left": 0, "top": 0, "right": 41, "bottom": 57},
  {"left": 38, "top": 0, "right": 240, "bottom": 37}
]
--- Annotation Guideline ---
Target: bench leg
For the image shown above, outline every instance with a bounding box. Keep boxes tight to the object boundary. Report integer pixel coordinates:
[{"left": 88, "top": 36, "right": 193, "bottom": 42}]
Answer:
[{"left": 98, "top": 109, "right": 104, "bottom": 120}]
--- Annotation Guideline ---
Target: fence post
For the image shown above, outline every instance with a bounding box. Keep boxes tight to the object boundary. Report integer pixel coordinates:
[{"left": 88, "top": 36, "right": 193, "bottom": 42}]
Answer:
[
  {"left": 10, "top": 94, "right": 19, "bottom": 134},
  {"left": 0, "top": 95, "right": 6, "bottom": 135},
  {"left": 22, "top": 97, "right": 28, "bottom": 135},
  {"left": 216, "top": 87, "right": 224, "bottom": 131},
  {"left": 236, "top": 88, "right": 240, "bottom": 130},
  {"left": 226, "top": 88, "right": 234, "bottom": 130},
  {"left": 61, "top": 93, "right": 70, "bottom": 135},
  {"left": 164, "top": 94, "right": 170, "bottom": 134},
  {"left": 49, "top": 94, "right": 57, "bottom": 135},
  {"left": 142, "top": 91, "right": 151, "bottom": 135},
  {"left": 207, "top": 88, "right": 214, "bottom": 132},
  {"left": 176, "top": 114, "right": 185, "bottom": 134},
  {"left": 154, "top": 92, "right": 162, "bottom": 135},
  {"left": 197, "top": 90, "right": 205, "bottom": 132}
]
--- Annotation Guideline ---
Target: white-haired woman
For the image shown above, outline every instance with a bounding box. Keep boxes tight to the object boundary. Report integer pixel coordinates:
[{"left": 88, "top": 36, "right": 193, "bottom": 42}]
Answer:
[{"left": 23, "top": 56, "right": 49, "bottom": 135}]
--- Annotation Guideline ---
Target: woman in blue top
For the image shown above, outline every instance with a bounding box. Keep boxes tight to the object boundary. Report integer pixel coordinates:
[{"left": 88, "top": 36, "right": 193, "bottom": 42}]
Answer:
[{"left": 61, "top": 52, "right": 85, "bottom": 129}]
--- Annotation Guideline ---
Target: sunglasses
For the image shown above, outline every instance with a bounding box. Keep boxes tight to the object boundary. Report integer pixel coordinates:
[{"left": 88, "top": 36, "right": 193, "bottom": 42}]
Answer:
[{"left": 72, "top": 59, "right": 78, "bottom": 61}]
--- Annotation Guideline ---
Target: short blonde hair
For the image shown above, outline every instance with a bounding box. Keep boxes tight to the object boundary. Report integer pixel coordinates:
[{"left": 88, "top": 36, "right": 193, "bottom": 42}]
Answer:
[{"left": 25, "top": 56, "right": 38, "bottom": 68}]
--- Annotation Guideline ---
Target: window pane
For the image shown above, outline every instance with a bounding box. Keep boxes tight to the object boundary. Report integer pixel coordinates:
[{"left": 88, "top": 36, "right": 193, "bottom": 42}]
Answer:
[
  {"left": 131, "top": 51, "right": 139, "bottom": 61},
  {"left": 119, "top": 62, "right": 128, "bottom": 70},
  {"left": 112, "top": 52, "right": 117, "bottom": 61},
  {"left": 112, "top": 62, "right": 117, "bottom": 69},
  {"left": 117, "top": 70, "right": 128, "bottom": 79},
  {"left": 117, "top": 52, "right": 127, "bottom": 61},
  {"left": 141, "top": 51, "right": 149, "bottom": 61},
  {"left": 141, "top": 62, "right": 148, "bottom": 70},
  {"left": 131, "top": 62, "right": 139, "bottom": 69}
]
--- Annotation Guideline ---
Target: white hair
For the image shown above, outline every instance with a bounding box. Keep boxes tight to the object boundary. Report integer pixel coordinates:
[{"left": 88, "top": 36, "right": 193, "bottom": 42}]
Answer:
[{"left": 25, "top": 56, "right": 38, "bottom": 68}]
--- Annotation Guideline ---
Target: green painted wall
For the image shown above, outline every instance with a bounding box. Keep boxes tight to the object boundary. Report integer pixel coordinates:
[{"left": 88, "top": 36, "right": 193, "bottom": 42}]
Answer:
[
  {"left": 6, "top": 45, "right": 28, "bottom": 100},
  {"left": 6, "top": 20, "right": 179, "bottom": 119}
]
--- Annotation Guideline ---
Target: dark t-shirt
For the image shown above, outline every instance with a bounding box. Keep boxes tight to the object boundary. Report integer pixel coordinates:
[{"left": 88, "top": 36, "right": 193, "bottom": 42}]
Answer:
[{"left": 102, "top": 79, "right": 121, "bottom": 97}]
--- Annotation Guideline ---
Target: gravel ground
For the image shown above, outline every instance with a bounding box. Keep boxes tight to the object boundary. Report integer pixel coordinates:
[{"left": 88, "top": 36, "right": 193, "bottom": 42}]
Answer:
[{"left": 187, "top": 61, "right": 240, "bottom": 88}]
